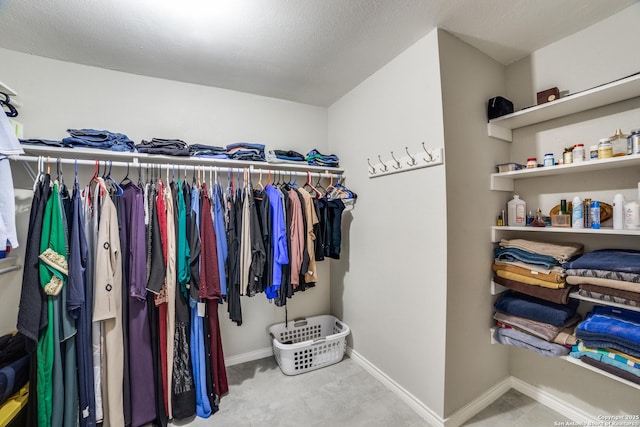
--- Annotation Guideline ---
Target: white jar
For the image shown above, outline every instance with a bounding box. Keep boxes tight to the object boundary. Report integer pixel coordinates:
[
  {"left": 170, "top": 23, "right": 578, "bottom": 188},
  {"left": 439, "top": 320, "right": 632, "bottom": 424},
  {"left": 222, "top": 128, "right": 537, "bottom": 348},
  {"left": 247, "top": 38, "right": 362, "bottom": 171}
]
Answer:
[
  {"left": 507, "top": 195, "right": 526, "bottom": 226},
  {"left": 624, "top": 201, "right": 640, "bottom": 229},
  {"left": 573, "top": 144, "right": 585, "bottom": 163}
]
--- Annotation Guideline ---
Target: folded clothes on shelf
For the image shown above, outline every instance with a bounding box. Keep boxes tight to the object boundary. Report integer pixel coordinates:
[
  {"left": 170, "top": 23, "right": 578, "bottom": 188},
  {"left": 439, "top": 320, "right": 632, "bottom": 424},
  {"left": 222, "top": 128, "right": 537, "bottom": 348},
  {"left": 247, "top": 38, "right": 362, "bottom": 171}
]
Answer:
[
  {"left": 266, "top": 149, "right": 306, "bottom": 164},
  {"left": 62, "top": 128, "right": 136, "bottom": 152},
  {"left": 578, "top": 283, "right": 640, "bottom": 306},
  {"left": 306, "top": 149, "right": 339, "bottom": 168},
  {"left": 136, "top": 138, "right": 190, "bottom": 156},
  {"left": 563, "top": 249, "right": 640, "bottom": 275},
  {"left": 493, "top": 326, "right": 571, "bottom": 357},
  {"left": 493, "top": 276, "right": 574, "bottom": 305},
  {"left": 578, "top": 355, "right": 640, "bottom": 385},
  {"left": 499, "top": 239, "right": 583, "bottom": 263},
  {"left": 494, "top": 247, "right": 559, "bottom": 269},
  {"left": 226, "top": 142, "right": 265, "bottom": 162},
  {"left": 494, "top": 311, "right": 579, "bottom": 344},
  {"left": 494, "top": 291, "right": 579, "bottom": 327},
  {"left": 19, "top": 138, "right": 64, "bottom": 147},
  {"left": 189, "top": 144, "right": 228, "bottom": 158}
]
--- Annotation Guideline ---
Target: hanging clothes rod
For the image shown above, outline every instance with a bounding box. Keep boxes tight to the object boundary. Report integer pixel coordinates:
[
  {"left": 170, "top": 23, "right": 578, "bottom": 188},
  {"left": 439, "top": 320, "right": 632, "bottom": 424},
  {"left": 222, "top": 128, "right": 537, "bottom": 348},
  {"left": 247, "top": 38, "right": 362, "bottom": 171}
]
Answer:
[{"left": 8, "top": 155, "right": 342, "bottom": 180}]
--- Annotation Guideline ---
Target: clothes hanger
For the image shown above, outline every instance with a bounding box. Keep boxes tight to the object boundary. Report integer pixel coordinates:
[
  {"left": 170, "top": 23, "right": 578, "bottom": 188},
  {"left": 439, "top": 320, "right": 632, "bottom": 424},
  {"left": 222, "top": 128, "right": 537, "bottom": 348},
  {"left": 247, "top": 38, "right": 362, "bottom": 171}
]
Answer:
[
  {"left": 106, "top": 160, "right": 124, "bottom": 196},
  {"left": 120, "top": 162, "right": 132, "bottom": 186},
  {"left": 304, "top": 171, "right": 322, "bottom": 197}
]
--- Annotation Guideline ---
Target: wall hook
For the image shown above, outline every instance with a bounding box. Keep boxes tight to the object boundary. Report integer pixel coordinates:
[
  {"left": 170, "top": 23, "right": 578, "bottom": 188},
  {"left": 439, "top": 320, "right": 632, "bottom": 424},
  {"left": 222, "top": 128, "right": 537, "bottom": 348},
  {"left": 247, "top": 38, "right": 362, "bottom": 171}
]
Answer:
[
  {"left": 378, "top": 155, "right": 388, "bottom": 171},
  {"left": 390, "top": 151, "right": 402, "bottom": 170},
  {"left": 405, "top": 147, "right": 417, "bottom": 166},
  {"left": 422, "top": 142, "right": 433, "bottom": 161},
  {"left": 367, "top": 158, "right": 376, "bottom": 174}
]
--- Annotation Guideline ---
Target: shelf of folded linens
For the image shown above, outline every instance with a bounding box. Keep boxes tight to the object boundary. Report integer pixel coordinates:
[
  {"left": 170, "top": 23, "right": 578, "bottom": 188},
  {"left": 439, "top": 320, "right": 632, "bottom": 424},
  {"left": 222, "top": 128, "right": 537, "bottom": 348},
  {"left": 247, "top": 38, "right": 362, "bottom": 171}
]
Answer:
[
  {"left": 568, "top": 291, "right": 640, "bottom": 313},
  {"left": 491, "top": 226, "right": 640, "bottom": 242},
  {"left": 490, "top": 154, "right": 640, "bottom": 191},
  {"left": 490, "top": 327, "right": 640, "bottom": 390},
  {"left": 18, "top": 145, "right": 344, "bottom": 174}
]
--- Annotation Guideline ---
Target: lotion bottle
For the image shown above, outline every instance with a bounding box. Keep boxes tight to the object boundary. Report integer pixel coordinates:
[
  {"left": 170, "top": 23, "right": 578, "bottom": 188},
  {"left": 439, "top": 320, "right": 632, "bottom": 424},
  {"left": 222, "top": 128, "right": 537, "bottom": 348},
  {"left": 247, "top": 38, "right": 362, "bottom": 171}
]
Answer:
[
  {"left": 572, "top": 196, "right": 583, "bottom": 228},
  {"left": 613, "top": 193, "right": 626, "bottom": 230},
  {"left": 507, "top": 195, "right": 526, "bottom": 226}
]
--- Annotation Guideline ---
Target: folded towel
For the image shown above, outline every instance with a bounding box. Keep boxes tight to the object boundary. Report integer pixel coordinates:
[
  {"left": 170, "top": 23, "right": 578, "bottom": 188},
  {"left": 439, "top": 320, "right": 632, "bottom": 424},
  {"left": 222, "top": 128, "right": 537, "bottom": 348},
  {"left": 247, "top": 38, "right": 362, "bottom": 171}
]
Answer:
[
  {"left": 565, "top": 268, "right": 640, "bottom": 284},
  {"left": 570, "top": 350, "right": 640, "bottom": 378},
  {"left": 494, "top": 291, "right": 579, "bottom": 327},
  {"left": 499, "top": 239, "right": 583, "bottom": 262},
  {"left": 493, "top": 276, "right": 574, "bottom": 304},
  {"left": 494, "top": 311, "right": 579, "bottom": 343},
  {"left": 578, "top": 356, "right": 640, "bottom": 385},
  {"left": 493, "top": 263, "right": 565, "bottom": 283},
  {"left": 493, "top": 259, "right": 565, "bottom": 276},
  {"left": 566, "top": 275, "right": 640, "bottom": 293},
  {"left": 576, "top": 342, "right": 640, "bottom": 369},
  {"left": 578, "top": 284, "right": 640, "bottom": 307},
  {"left": 563, "top": 249, "right": 640, "bottom": 274},
  {"left": 494, "top": 247, "right": 560, "bottom": 269},
  {"left": 493, "top": 327, "right": 570, "bottom": 357},
  {"left": 495, "top": 270, "right": 565, "bottom": 289}
]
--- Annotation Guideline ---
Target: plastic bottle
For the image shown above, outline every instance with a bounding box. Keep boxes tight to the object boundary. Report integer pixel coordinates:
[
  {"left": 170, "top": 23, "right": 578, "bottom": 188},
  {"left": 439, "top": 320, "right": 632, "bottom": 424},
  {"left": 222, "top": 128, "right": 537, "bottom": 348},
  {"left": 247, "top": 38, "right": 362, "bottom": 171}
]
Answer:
[
  {"left": 625, "top": 201, "right": 640, "bottom": 229},
  {"left": 572, "top": 196, "right": 583, "bottom": 228},
  {"left": 507, "top": 195, "right": 526, "bottom": 226},
  {"left": 591, "top": 201, "right": 601, "bottom": 229},
  {"left": 613, "top": 193, "right": 626, "bottom": 230}
]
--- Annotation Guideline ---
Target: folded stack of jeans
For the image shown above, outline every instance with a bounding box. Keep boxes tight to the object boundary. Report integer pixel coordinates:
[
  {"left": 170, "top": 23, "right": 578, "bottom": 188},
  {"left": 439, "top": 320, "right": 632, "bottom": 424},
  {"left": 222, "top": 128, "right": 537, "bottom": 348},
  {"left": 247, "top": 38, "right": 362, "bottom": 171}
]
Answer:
[
  {"left": 136, "top": 138, "right": 190, "bottom": 156},
  {"left": 306, "top": 149, "right": 339, "bottom": 168},
  {"left": 189, "top": 144, "right": 228, "bottom": 159},
  {"left": 265, "top": 149, "right": 306, "bottom": 164},
  {"left": 62, "top": 128, "right": 135, "bottom": 152},
  {"left": 226, "top": 142, "right": 265, "bottom": 162}
]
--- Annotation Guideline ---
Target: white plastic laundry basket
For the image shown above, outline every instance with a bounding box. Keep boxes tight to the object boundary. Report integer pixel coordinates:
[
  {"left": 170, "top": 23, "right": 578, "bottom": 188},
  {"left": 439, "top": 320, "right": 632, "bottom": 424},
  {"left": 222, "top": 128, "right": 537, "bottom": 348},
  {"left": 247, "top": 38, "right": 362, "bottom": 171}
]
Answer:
[{"left": 268, "top": 315, "right": 350, "bottom": 375}]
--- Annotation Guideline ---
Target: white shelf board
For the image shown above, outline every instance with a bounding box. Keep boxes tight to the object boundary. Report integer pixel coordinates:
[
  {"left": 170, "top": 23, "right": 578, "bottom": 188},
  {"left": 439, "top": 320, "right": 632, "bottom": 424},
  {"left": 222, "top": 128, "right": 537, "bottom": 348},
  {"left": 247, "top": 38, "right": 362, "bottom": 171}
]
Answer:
[
  {"left": 569, "top": 292, "right": 640, "bottom": 313},
  {"left": 491, "top": 225, "right": 640, "bottom": 242},
  {"left": 490, "top": 326, "right": 640, "bottom": 390},
  {"left": 490, "top": 154, "right": 640, "bottom": 191},
  {"left": 20, "top": 145, "right": 344, "bottom": 174},
  {"left": 487, "top": 73, "right": 640, "bottom": 141},
  {"left": 490, "top": 280, "right": 509, "bottom": 295},
  {"left": 560, "top": 355, "right": 640, "bottom": 391},
  {"left": 0, "top": 81, "right": 17, "bottom": 96}
]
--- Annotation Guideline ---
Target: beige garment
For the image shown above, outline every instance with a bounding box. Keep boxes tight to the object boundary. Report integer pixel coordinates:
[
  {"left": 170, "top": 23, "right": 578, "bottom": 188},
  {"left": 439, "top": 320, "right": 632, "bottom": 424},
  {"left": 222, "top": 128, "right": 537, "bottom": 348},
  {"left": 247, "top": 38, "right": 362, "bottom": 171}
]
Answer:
[
  {"left": 94, "top": 182, "right": 124, "bottom": 426},
  {"left": 566, "top": 275, "right": 640, "bottom": 293},
  {"left": 239, "top": 187, "right": 252, "bottom": 295},
  {"left": 288, "top": 189, "right": 305, "bottom": 287},
  {"left": 298, "top": 188, "right": 319, "bottom": 283},
  {"left": 499, "top": 238, "right": 583, "bottom": 262},
  {"left": 164, "top": 185, "right": 176, "bottom": 419},
  {"left": 492, "top": 263, "right": 564, "bottom": 283}
]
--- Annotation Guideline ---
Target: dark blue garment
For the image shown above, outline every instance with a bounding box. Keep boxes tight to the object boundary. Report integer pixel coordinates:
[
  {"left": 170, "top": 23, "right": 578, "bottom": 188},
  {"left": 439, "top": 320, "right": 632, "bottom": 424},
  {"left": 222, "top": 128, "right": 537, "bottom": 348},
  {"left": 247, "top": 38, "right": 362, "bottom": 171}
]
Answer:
[
  {"left": 494, "top": 292, "right": 579, "bottom": 327},
  {"left": 577, "top": 314, "right": 640, "bottom": 345},
  {"left": 69, "top": 182, "right": 96, "bottom": 427},
  {"left": 19, "top": 138, "right": 64, "bottom": 147},
  {"left": 62, "top": 128, "right": 135, "bottom": 152},
  {"left": 0, "top": 355, "right": 29, "bottom": 404},
  {"left": 189, "top": 298, "right": 211, "bottom": 418},
  {"left": 563, "top": 249, "right": 640, "bottom": 274},
  {"left": 265, "top": 185, "right": 289, "bottom": 300},
  {"left": 212, "top": 185, "right": 228, "bottom": 297},
  {"left": 226, "top": 142, "right": 265, "bottom": 151},
  {"left": 494, "top": 247, "right": 560, "bottom": 269}
]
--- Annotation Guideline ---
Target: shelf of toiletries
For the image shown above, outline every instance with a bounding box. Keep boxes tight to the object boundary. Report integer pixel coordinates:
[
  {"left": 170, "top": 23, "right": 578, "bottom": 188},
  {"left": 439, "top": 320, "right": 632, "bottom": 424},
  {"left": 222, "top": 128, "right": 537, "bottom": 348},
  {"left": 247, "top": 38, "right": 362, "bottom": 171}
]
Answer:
[
  {"left": 490, "top": 153, "right": 640, "bottom": 191},
  {"left": 491, "top": 226, "right": 640, "bottom": 243},
  {"left": 487, "top": 73, "right": 640, "bottom": 142}
]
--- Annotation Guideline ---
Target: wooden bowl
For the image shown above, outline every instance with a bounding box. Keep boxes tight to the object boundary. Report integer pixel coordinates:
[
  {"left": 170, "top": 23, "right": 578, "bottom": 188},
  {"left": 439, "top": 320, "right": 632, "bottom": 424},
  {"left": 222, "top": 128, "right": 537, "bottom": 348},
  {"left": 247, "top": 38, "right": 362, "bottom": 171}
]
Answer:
[{"left": 549, "top": 202, "right": 612, "bottom": 223}]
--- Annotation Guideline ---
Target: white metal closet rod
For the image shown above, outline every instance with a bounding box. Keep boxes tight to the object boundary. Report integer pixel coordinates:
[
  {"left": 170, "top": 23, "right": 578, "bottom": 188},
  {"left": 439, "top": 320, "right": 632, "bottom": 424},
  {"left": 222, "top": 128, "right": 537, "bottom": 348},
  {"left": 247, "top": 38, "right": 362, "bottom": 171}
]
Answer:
[{"left": 9, "top": 155, "right": 342, "bottom": 180}]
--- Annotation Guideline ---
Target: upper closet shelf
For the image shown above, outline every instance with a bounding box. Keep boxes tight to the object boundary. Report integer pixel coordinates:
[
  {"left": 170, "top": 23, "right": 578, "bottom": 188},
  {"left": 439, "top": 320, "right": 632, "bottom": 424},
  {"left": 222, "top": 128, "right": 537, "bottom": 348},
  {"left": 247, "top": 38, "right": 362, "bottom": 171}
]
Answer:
[
  {"left": 487, "top": 73, "right": 640, "bottom": 142},
  {"left": 0, "top": 81, "right": 17, "bottom": 96},
  {"left": 19, "top": 145, "right": 344, "bottom": 174},
  {"left": 491, "top": 226, "right": 640, "bottom": 243},
  {"left": 490, "top": 153, "right": 640, "bottom": 191}
]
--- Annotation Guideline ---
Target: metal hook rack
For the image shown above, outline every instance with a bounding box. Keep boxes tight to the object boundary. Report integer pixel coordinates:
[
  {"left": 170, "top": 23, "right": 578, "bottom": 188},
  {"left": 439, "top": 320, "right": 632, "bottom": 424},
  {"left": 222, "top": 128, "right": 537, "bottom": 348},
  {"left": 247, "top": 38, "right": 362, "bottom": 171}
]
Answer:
[{"left": 367, "top": 143, "right": 443, "bottom": 178}]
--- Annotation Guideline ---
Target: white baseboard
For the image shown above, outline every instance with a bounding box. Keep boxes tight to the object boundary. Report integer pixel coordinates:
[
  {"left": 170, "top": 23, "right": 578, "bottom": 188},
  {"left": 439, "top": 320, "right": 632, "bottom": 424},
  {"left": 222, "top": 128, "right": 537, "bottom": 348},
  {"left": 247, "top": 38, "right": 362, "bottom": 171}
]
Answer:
[
  {"left": 224, "top": 346, "right": 273, "bottom": 367},
  {"left": 443, "top": 378, "right": 512, "bottom": 427},
  {"left": 509, "top": 376, "right": 597, "bottom": 424},
  {"left": 346, "top": 347, "right": 445, "bottom": 427}
]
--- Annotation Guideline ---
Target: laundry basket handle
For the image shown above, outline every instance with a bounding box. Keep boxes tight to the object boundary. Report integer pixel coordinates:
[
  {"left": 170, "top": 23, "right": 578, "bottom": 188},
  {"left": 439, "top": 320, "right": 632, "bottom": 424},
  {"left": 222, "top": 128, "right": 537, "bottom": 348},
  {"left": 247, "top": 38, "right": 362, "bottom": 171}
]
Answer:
[{"left": 294, "top": 318, "right": 308, "bottom": 327}]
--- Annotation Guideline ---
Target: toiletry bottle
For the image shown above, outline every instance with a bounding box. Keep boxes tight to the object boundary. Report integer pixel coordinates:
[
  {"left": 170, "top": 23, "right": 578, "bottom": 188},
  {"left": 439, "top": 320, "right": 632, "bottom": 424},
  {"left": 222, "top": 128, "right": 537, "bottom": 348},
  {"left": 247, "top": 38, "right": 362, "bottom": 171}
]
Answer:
[
  {"left": 507, "top": 195, "right": 526, "bottom": 226},
  {"left": 591, "top": 201, "right": 601, "bottom": 229},
  {"left": 572, "top": 196, "right": 583, "bottom": 228},
  {"left": 613, "top": 193, "right": 626, "bottom": 230}
]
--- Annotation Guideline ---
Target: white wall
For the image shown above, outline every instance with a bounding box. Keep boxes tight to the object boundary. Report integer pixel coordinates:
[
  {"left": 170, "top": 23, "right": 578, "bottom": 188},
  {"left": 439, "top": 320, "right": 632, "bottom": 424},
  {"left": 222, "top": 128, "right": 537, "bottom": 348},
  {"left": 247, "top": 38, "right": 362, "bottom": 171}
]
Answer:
[
  {"left": 437, "top": 29, "right": 512, "bottom": 417},
  {"left": 0, "top": 47, "right": 330, "bottom": 359},
  {"left": 504, "top": 3, "right": 640, "bottom": 416},
  {"left": 328, "top": 30, "right": 449, "bottom": 417}
]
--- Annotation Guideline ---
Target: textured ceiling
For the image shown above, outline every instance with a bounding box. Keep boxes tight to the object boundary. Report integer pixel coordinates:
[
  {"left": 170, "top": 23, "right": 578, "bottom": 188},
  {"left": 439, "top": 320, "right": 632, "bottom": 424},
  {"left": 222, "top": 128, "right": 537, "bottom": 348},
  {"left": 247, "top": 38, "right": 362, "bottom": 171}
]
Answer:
[{"left": 0, "top": 0, "right": 636, "bottom": 106}]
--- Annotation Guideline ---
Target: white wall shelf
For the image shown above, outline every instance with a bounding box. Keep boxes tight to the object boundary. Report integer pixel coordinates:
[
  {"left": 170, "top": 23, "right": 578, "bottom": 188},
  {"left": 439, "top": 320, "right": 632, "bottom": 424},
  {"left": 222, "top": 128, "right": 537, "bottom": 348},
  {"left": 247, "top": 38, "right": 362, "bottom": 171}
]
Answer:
[
  {"left": 491, "top": 226, "right": 640, "bottom": 243},
  {"left": 487, "top": 73, "right": 640, "bottom": 142},
  {"left": 569, "top": 291, "right": 640, "bottom": 313},
  {"left": 19, "top": 145, "right": 344, "bottom": 174},
  {"left": 0, "top": 81, "right": 17, "bottom": 96},
  {"left": 490, "top": 154, "right": 640, "bottom": 191},
  {"left": 490, "top": 327, "right": 640, "bottom": 390},
  {"left": 490, "top": 280, "right": 508, "bottom": 295}
]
